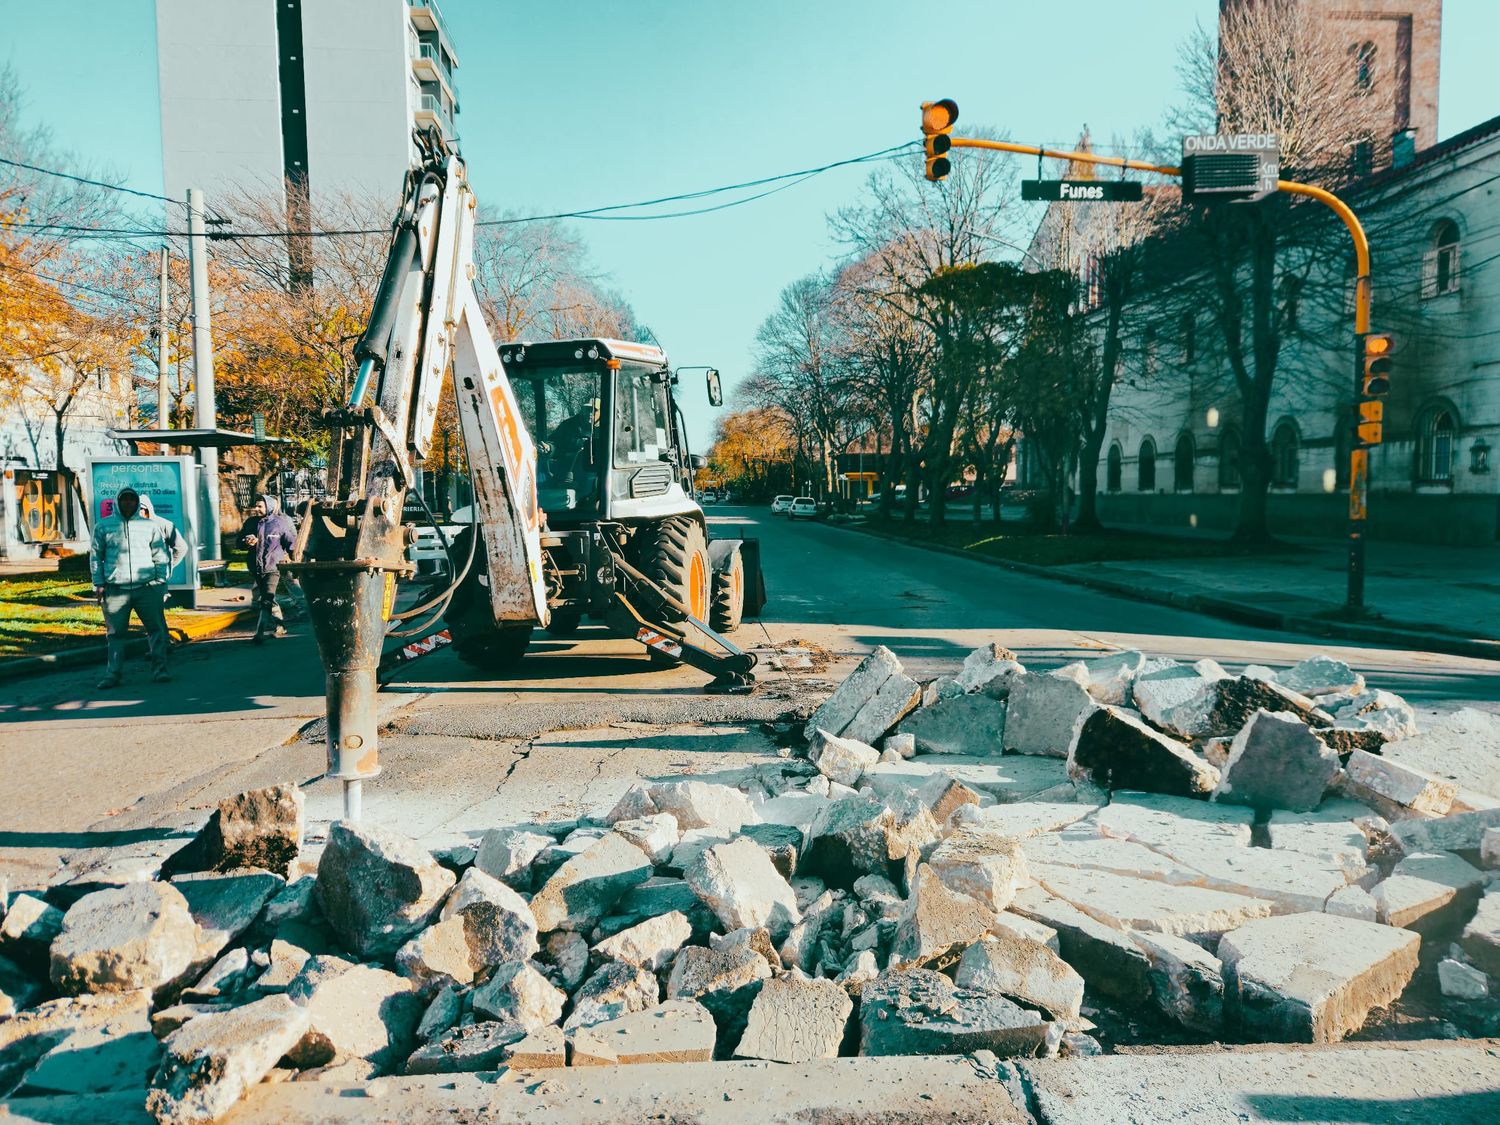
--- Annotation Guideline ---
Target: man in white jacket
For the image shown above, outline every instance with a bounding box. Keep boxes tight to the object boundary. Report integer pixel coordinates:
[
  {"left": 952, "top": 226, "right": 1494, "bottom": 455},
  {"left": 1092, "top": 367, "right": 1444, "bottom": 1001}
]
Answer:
[{"left": 89, "top": 486, "right": 176, "bottom": 688}]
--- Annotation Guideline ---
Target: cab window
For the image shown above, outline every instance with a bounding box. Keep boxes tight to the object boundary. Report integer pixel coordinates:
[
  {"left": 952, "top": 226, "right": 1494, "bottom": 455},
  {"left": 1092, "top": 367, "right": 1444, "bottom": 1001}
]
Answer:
[{"left": 614, "top": 366, "right": 671, "bottom": 465}]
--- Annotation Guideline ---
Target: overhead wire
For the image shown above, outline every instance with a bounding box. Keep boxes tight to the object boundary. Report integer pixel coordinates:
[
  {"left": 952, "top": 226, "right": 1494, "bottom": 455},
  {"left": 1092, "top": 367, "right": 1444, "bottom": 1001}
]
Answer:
[{"left": 0, "top": 154, "right": 187, "bottom": 207}]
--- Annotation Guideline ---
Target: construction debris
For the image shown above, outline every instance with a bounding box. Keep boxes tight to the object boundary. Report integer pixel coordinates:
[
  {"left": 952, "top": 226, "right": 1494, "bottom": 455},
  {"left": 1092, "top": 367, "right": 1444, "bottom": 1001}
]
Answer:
[{"left": 5, "top": 643, "right": 1499, "bottom": 1122}]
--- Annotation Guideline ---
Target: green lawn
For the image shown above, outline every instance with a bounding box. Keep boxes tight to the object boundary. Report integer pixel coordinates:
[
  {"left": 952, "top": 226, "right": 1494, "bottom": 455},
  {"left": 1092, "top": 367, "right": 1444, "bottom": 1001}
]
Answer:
[
  {"left": 0, "top": 573, "right": 199, "bottom": 661},
  {"left": 857, "top": 518, "right": 1294, "bottom": 568}
]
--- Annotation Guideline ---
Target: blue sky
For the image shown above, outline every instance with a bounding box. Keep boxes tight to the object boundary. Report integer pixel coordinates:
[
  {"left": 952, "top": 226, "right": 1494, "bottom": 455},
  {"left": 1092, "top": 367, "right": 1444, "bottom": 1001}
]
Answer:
[{"left": 7, "top": 1, "right": 1499, "bottom": 443}]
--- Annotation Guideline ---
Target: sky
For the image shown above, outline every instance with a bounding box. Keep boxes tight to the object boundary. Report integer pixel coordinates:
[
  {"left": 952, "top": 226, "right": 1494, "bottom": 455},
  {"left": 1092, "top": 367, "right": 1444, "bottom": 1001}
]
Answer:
[{"left": 7, "top": 0, "right": 1500, "bottom": 445}]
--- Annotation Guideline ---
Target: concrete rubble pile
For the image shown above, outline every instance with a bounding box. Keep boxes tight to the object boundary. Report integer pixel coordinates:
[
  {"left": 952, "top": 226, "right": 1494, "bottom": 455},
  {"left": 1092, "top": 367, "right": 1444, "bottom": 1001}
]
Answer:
[{"left": 3, "top": 651, "right": 1499, "bottom": 1122}]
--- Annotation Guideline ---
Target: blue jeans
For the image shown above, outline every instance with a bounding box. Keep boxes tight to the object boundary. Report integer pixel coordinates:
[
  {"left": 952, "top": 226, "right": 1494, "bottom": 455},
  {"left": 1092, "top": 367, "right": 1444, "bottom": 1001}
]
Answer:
[{"left": 102, "top": 583, "right": 169, "bottom": 676}]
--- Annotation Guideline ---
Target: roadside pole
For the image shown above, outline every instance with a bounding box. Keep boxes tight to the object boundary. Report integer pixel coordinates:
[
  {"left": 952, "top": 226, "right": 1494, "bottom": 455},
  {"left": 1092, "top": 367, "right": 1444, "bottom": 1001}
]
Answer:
[
  {"left": 187, "top": 188, "right": 223, "bottom": 564},
  {"left": 157, "top": 246, "right": 171, "bottom": 453},
  {"left": 923, "top": 102, "right": 1375, "bottom": 613}
]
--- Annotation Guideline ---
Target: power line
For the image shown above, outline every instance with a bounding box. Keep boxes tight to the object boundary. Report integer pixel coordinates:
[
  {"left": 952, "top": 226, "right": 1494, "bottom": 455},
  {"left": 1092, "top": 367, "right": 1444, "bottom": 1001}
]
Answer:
[
  {"left": 0, "top": 259, "right": 149, "bottom": 306},
  {"left": 0, "top": 154, "right": 185, "bottom": 207},
  {"left": 3, "top": 142, "right": 918, "bottom": 241}
]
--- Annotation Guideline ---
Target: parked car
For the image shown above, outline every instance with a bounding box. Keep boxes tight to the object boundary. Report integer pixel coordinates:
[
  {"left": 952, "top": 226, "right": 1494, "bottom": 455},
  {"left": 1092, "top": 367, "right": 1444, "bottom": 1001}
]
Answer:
[
  {"left": 700, "top": 491, "right": 718, "bottom": 504},
  {"left": 945, "top": 483, "right": 974, "bottom": 501},
  {"left": 771, "top": 495, "right": 795, "bottom": 514},
  {"left": 789, "top": 496, "right": 817, "bottom": 520}
]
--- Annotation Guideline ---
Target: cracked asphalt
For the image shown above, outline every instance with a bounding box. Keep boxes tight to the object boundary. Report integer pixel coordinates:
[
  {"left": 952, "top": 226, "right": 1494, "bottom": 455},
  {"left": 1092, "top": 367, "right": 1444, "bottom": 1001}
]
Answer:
[{"left": 3, "top": 504, "right": 1496, "bottom": 890}]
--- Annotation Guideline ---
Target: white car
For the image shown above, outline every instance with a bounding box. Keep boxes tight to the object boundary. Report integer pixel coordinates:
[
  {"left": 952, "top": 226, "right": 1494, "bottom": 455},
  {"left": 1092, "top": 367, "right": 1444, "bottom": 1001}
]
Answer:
[
  {"left": 789, "top": 496, "right": 817, "bottom": 520},
  {"left": 770, "top": 495, "right": 794, "bottom": 514}
]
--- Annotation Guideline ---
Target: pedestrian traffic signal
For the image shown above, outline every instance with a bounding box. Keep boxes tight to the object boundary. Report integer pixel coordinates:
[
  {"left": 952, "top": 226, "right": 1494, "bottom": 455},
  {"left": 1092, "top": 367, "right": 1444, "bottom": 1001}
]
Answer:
[
  {"left": 1361, "top": 333, "right": 1392, "bottom": 397},
  {"left": 921, "top": 99, "right": 958, "bottom": 182}
]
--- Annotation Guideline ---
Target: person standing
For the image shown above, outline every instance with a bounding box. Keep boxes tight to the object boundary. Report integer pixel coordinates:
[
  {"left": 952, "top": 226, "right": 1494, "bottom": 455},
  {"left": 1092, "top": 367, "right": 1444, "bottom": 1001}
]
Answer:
[
  {"left": 137, "top": 496, "right": 189, "bottom": 576},
  {"left": 89, "top": 486, "right": 175, "bottom": 688},
  {"left": 240, "top": 494, "right": 297, "bottom": 642}
]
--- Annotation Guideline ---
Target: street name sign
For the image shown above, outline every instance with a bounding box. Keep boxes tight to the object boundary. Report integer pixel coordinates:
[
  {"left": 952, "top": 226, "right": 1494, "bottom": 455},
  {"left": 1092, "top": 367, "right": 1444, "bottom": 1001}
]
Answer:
[
  {"left": 1021, "top": 179, "right": 1143, "bottom": 203},
  {"left": 1181, "top": 134, "right": 1280, "bottom": 202}
]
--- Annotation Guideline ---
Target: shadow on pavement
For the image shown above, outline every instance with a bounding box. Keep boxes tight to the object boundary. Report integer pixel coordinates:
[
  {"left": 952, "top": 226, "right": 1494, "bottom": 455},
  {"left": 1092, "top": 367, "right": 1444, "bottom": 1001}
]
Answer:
[{"left": 1243, "top": 1091, "right": 1500, "bottom": 1123}]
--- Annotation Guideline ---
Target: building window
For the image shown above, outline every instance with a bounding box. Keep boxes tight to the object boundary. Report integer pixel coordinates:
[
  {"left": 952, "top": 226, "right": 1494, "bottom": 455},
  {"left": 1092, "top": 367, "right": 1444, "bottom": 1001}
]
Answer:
[
  {"left": 1280, "top": 275, "right": 1303, "bottom": 333},
  {"left": 1218, "top": 425, "right": 1242, "bottom": 490},
  {"left": 1353, "top": 41, "right": 1376, "bottom": 92},
  {"left": 1138, "top": 438, "right": 1157, "bottom": 492},
  {"left": 1423, "top": 220, "right": 1461, "bottom": 298},
  {"left": 1106, "top": 443, "right": 1123, "bottom": 492},
  {"left": 1271, "top": 421, "right": 1299, "bottom": 489},
  {"left": 1174, "top": 432, "right": 1195, "bottom": 492},
  {"left": 1335, "top": 413, "right": 1352, "bottom": 489},
  {"left": 1180, "top": 312, "right": 1195, "bottom": 363},
  {"left": 1416, "top": 405, "right": 1458, "bottom": 483}
]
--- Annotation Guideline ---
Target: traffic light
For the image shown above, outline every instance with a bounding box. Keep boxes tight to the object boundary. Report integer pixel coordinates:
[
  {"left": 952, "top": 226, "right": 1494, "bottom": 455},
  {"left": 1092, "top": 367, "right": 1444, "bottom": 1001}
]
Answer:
[
  {"left": 1361, "top": 333, "right": 1392, "bottom": 397},
  {"left": 921, "top": 99, "right": 958, "bottom": 182}
]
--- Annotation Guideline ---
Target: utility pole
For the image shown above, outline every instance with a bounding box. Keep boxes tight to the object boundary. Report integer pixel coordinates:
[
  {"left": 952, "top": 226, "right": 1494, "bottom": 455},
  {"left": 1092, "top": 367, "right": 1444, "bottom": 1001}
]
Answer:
[
  {"left": 157, "top": 246, "right": 171, "bottom": 450},
  {"left": 187, "top": 188, "right": 222, "bottom": 563}
]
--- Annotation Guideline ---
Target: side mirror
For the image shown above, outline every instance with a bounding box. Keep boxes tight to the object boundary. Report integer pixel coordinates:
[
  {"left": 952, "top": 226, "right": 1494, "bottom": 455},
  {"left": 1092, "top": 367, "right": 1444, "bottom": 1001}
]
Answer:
[
  {"left": 706, "top": 368, "right": 723, "bottom": 407},
  {"left": 689, "top": 453, "right": 708, "bottom": 470}
]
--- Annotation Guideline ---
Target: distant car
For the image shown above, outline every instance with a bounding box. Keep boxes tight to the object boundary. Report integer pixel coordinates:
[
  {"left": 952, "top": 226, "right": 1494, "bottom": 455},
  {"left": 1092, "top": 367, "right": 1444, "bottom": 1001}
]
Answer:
[
  {"left": 945, "top": 483, "right": 974, "bottom": 500},
  {"left": 700, "top": 491, "right": 718, "bottom": 504},
  {"left": 789, "top": 496, "right": 817, "bottom": 520},
  {"left": 771, "top": 495, "right": 794, "bottom": 514}
]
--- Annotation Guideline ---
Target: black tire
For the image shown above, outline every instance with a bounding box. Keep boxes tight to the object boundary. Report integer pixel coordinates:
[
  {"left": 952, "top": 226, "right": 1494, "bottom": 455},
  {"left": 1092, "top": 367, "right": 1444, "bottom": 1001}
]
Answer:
[
  {"left": 633, "top": 516, "right": 710, "bottom": 667},
  {"left": 710, "top": 549, "right": 745, "bottom": 634},
  {"left": 444, "top": 525, "right": 533, "bottom": 672},
  {"left": 546, "top": 611, "right": 582, "bottom": 636}
]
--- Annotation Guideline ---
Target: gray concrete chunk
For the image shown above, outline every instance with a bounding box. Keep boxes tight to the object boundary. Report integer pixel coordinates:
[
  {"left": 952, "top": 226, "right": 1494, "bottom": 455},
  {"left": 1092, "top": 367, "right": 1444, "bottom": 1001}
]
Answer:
[
  {"left": 1069, "top": 706, "right": 1219, "bottom": 798},
  {"left": 735, "top": 976, "right": 852, "bottom": 1063},
  {"left": 1213, "top": 709, "right": 1341, "bottom": 813},
  {"left": 315, "top": 821, "right": 456, "bottom": 959},
  {"left": 50, "top": 883, "right": 200, "bottom": 998},
  {"left": 1004, "top": 672, "right": 1095, "bottom": 758},
  {"left": 804, "top": 646, "right": 902, "bottom": 740},
  {"left": 529, "top": 831, "right": 652, "bottom": 933}
]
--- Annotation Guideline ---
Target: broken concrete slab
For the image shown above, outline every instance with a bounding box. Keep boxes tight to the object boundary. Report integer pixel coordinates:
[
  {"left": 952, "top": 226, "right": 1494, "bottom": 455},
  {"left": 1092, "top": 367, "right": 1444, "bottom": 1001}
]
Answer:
[
  {"left": 570, "top": 999, "right": 716, "bottom": 1066},
  {"left": 470, "top": 960, "right": 565, "bottom": 1031},
  {"left": 800, "top": 794, "right": 909, "bottom": 888},
  {"left": 285, "top": 959, "right": 424, "bottom": 1072},
  {"left": 1131, "top": 665, "right": 1215, "bottom": 729},
  {"left": 955, "top": 931, "right": 1084, "bottom": 1022},
  {"left": 808, "top": 729, "right": 880, "bottom": 787},
  {"left": 160, "top": 784, "right": 305, "bottom": 880},
  {"left": 686, "top": 836, "right": 801, "bottom": 944},
  {"left": 953, "top": 643, "right": 1023, "bottom": 696},
  {"left": 894, "top": 694, "right": 1006, "bottom": 757},
  {"left": 473, "top": 827, "right": 553, "bottom": 890},
  {"left": 315, "top": 821, "right": 456, "bottom": 960},
  {"left": 254, "top": 939, "right": 312, "bottom": 995},
  {"left": 504, "top": 1024, "right": 566, "bottom": 1069},
  {"left": 734, "top": 975, "right": 852, "bottom": 1063},
  {"left": 607, "top": 780, "right": 759, "bottom": 834},
  {"left": 1219, "top": 912, "right": 1420, "bottom": 1042},
  {"left": 540, "top": 931, "right": 590, "bottom": 993},
  {"left": 1265, "top": 804, "right": 1372, "bottom": 880},
  {"left": 803, "top": 645, "right": 902, "bottom": 741},
  {"left": 50, "top": 882, "right": 200, "bottom": 998},
  {"left": 1008, "top": 887, "right": 1149, "bottom": 1002},
  {"left": 529, "top": 831, "right": 653, "bottom": 934},
  {"left": 1460, "top": 891, "right": 1500, "bottom": 976},
  {"left": 404, "top": 1020, "right": 527, "bottom": 1074},
  {"left": 1132, "top": 930, "right": 1223, "bottom": 1033},
  {"left": 592, "top": 910, "right": 692, "bottom": 971},
  {"left": 859, "top": 967, "right": 1049, "bottom": 1058},
  {"left": 927, "top": 825, "right": 1027, "bottom": 912},
  {"left": 1032, "top": 864, "right": 1273, "bottom": 941},
  {"left": 1276, "top": 656, "right": 1363, "bottom": 698},
  {"left": 394, "top": 915, "right": 476, "bottom": 991},
  {"left": 1021, "top": 829, "right": 1189, "bottom": 886},
  {"left": 0, "top": 894, "right": 63, "bottom": 971},
  {"left": 1390, "top": 807, "right": 1500, "bottom": 855},
  {"left": 182, "top": 947, "right": 253, "bottom": 1001},
  {"left": 1438, "top": 957, "right": 1489, "bottom": 1001},
  {"left": 1371, "top": 851, "right": 1487, "bottom": 931},
  {"left": 889, "top": 864, "right": 993, "bottom": 971},
  {"left": 1382, "top": 707, "right": 1500, "bottom": 812},
  {"left": 1003, "top": 672, "right": 1095, "bottom": 758},
  {"left": 665, "top": 930, "right": 772, "bottom": 1050},
  {"left": 741, "top": 822, "right": 803, "bottom": 880},
  {"left": 842, "top": 668, "right": 922, "bottom": 746},
  {"left": 147, "top": 994, "right": 310, "bottom": 1124},
  {"left": 438, "top": 866, "right": 539, "bottom": 967},
  {"left": 1213, "top": 709, "right": 1341, "bottom": 813},
  {"left": 612, "top": 813, "right": 681, "bottom": 865},
  {"left": 1158, "top": 675, "right": 1324, "bottom": 742},
  {"left": 1070, "top": 649, "right": 1147, "bottom": 706},
  {"left": 1095, "top": 791, "right": 1254, "bottom": 852},
  {"left": 172, "top": 869, "right": 284, "bottom": 963},
  {"left": 1344, "top": 749, "right": 1458, "bottom": 817},
  {"left": 564, "top": 961, "right": 660, "bottom": 1032},
  {"left": 960, "top": 800, "right": 1101, "bottom": 840},
  {"left": 1485, "top": 827, "right": 1500, "bottom": 869},
  {"left": 1068, "top": 706, "right": 1219, "bottom": 798}
]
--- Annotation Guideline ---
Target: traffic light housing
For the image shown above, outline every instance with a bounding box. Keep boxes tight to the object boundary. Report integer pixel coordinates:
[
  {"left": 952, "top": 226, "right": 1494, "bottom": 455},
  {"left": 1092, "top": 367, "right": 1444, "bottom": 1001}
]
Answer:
[
  {"left": 1361, "top": 332, "right": 1392, "bottom": 397},
  {"left": 921, "top": 99, "right": 958, "bottom": 182}
]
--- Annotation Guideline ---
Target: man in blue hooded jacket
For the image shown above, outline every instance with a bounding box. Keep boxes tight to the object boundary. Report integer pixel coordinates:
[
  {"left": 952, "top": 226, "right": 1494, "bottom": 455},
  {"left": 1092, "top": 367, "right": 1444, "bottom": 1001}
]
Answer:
[
  {"left": 90, "top": 486, "right": 175, "bottom": 688},
  {"left": 239, "top": 494, "right": 298, "bottom": 643}
]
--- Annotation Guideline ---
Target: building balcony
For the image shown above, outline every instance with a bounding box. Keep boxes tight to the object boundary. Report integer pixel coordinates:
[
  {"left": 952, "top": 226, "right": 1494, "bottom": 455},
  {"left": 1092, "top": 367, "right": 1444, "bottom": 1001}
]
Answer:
[
  {"left": 407, "top": 3, "right": 459, "bottom": 68},
  {"left": 411, "top": 42, "right": 456, "bottom": 98},
  {"left": 414, "top": 93, "right": 455, "bottom": 139}
]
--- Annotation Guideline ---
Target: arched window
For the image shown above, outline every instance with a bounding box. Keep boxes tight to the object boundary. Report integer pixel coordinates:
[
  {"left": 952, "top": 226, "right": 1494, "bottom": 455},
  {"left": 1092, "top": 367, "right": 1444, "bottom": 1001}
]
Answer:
[
  {"left": 1174, "top": 432, "right": 1195, "bottom": 492},
  {"left": 1106, "top": 443, "right": 1123, "bottom": 492},
  {"left": 1424, "top": 220, "right": 1461, "bottom": 298},
  {"left": 1271, "top": 421, "right": 1299, "bottom": 489},
  {"left": 1218, "top": 425, "right": 1242, "bottom": 490},
  {"left": 1180, "top": 312, "right": 1196, "bottom": 364},
  {"left": 1416, "top": 404, "right": 1458, "bottom": 483},
  {"left": 1353, "top": 41, "right": 1377, "bottom": 92},
  {"left": 1138, "top": 438, "right": 1157, "bottom": 492}
]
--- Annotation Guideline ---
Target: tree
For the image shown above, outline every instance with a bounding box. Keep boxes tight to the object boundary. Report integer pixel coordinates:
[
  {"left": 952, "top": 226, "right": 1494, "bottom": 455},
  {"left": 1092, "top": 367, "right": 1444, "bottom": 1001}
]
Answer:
[
  {"left": 1167, "top": 0, "right": 1391, "bottom": 541},
  {"left": 704, "top": 407, "right": 796, "bottom": 501}
]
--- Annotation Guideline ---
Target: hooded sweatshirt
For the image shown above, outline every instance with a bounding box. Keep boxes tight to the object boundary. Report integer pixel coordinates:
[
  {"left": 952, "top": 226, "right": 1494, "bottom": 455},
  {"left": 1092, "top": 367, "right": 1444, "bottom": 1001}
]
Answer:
[
  {"left": 90, "top": 496, "right": 173, "bottom": 588},
  {"left": 242, "top": 493, "right": 298, "bottom": 576}
]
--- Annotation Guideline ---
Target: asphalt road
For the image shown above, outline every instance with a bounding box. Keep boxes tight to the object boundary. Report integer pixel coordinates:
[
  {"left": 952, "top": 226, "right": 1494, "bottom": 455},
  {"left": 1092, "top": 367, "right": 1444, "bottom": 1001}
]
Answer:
[{"left": 2, "top": 504, "right": 1496, "bottom": 888}]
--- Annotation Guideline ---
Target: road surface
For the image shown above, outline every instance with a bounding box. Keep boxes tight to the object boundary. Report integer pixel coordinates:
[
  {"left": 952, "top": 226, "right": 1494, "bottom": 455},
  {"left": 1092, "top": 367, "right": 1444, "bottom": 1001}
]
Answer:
[{"left": 2, "top": 505, "right": 1496, "bottom": 888}]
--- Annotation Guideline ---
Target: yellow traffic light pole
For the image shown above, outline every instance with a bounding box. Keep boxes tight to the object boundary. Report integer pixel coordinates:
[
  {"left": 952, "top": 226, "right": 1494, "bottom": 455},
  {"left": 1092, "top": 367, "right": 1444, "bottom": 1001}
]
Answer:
[{"left": 925, "top": 105, "right": 1376, "bottom": 610}]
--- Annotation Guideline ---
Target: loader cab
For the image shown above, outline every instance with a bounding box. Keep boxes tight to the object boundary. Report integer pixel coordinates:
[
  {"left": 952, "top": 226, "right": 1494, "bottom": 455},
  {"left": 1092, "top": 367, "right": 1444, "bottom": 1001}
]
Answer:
[{"left": 499, "top": 338, "right": 698, "bottom": 526}]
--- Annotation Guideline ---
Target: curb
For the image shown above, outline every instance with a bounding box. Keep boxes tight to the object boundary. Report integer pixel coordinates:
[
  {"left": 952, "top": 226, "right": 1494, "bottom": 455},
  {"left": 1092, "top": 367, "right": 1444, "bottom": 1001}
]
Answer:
[
  {"left": 823, "top": 519, "right": 1500, "bottom": 663},
  {"left": 0, "top": 606, "right": 258, "bottom": 684}
]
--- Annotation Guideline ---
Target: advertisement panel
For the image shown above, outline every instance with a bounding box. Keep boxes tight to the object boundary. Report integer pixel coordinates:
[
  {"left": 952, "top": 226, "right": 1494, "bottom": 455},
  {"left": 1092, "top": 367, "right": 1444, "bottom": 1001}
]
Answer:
[{"left": 87, "top": 456, "right": 200, "bottom": 590}]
